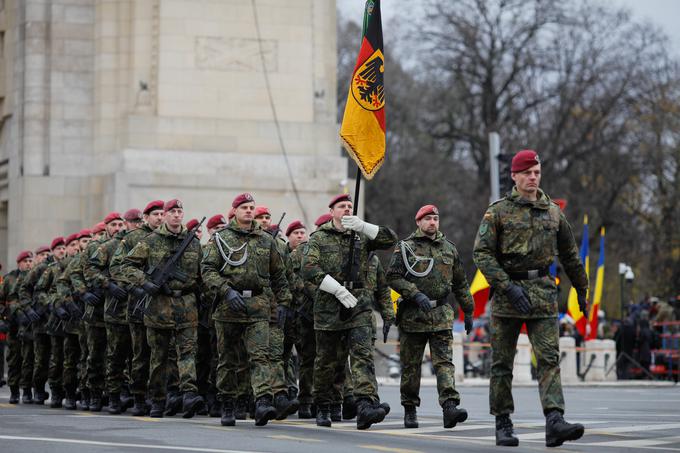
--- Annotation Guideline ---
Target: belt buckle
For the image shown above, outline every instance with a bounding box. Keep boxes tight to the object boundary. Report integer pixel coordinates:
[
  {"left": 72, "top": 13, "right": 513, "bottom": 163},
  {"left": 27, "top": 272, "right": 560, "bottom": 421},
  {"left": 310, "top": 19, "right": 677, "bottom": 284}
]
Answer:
[
  {"left": 343, "top": 282, "right": 353, "bottom": 290},
  {"left": 242, "top": 290, "right": 252, "bottom": 298},
  {"left": 527, "top": 269, "right": 539, "bottom": 279},
  {"left": 428, "top": 299, "right": 437, "bottom": 308}
]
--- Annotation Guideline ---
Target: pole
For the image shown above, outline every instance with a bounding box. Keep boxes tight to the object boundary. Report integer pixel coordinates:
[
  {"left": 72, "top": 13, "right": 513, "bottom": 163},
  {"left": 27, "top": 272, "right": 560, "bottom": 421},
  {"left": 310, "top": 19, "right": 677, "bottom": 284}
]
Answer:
[
  {"left": 340, "top": 168, "right": 362, "bottom": 321},
  {"left": 489, "top": 132, "right": 500, "bottom": 202}
]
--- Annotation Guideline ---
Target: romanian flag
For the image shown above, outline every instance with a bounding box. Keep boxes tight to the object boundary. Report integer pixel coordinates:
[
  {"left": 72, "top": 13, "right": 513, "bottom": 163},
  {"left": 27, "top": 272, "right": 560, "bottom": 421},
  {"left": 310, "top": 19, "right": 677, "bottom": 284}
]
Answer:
[
  {"left": 469, "top": 270, "right": 490, "bottom": 318},
  {"left": 567, "top": 215, "right": 589, "bottom": 336},
  {"left": 587, "top": 227, "right": 605, "bottom": 340},
  {"left": 339, "top": 0, "right": 386, "bottom": 180}
]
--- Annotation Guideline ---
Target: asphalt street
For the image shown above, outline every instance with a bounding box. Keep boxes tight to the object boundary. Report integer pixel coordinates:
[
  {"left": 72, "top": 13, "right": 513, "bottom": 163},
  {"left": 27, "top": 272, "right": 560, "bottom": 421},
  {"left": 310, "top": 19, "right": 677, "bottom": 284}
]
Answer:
[{"left": 1, "top": 383, "right": 679, "bottom": 453}]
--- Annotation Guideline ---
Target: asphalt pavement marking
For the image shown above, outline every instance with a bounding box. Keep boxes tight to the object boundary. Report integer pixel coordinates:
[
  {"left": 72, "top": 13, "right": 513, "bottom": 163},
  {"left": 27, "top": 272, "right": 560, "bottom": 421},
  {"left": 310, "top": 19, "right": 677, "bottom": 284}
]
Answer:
[
  {"left": 268, "top": 434, "right": 324, "bottom": 443},
  {"left": 358, "top": 445, "right": 422, "bottom": 453}
]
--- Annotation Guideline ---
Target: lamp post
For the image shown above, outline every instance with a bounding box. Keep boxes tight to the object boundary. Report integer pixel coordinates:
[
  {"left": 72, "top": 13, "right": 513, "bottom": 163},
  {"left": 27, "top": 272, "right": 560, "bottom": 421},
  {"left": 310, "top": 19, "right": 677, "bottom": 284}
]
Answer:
[{"left": 618, "top": 263, "right": 635, "bottom": 319}]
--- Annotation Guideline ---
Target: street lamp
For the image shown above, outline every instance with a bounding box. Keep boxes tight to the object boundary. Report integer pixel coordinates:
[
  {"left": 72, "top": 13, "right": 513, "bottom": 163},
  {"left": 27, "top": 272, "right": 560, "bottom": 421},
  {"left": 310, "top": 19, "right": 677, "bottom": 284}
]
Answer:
[{"left": 618, "top": 263, "right": 635, "bottom": 319}]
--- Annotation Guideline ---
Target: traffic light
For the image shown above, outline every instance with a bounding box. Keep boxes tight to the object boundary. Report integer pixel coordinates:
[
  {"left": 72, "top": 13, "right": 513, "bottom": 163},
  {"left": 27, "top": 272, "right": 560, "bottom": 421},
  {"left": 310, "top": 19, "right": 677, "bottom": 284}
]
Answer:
[{"left": 497, "top": 153, "right": 514, "bottom": 196}]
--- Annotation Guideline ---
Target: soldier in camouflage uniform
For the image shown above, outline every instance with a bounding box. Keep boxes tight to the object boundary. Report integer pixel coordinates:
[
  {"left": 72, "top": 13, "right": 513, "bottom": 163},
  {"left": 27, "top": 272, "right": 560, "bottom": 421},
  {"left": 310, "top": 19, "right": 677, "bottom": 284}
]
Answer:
[
  {"left": 388, "top": 205, "right": 473, "bottom": 429},
  {"left": 119, "top": 199, "right": 205, "bottom": 419},
  {"left": 201, "top": 193, "right": 292, "bottom": 427},
  {"left": 473, "top": 150, "right": 588, "bottom": 448},
  {"left": 109, "top": 200, "right": 165, "bottom": 416},
  {"left": 302, "top": 193, "right": 397, "bottom": 429},
  {"left": 18, "top": 245, "right": 54, "bottom": 404}
]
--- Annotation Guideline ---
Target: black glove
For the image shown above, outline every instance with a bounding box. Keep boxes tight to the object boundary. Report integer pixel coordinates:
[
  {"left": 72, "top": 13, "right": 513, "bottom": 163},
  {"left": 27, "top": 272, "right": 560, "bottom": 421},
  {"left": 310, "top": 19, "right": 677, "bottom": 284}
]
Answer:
[
  {"left": 276, "top": 305, "right": 292, "bottom": 330},
  {"left": 65, "top": 300, "right": 83, "bottom": 318},
  {"left": 576, "top": 288, "right": 588, "bottom": 315},
  {"left": 412, "top": 292, "right": 432, "bottom": 312},
  {"left": 0, "top": 320, "right": 9, "bottom": 333},
  {"left": 141, "top": 281, "right": 160, "bottom": 296},
  {"left": 130, "top": 286, "right": 146, "bottom": 300},
  {"left": 382, "top": 320, "right": 392, "bottom": 343},
  {"left": 464, "top": 315, "right": 473, "bottom": 335},
  {"left": 55, "top": 306, "right": 69, "bottom": 320},
  {"left": 107, "top": 281, "right": 128, "bottom": 301},
  {"left": 24, "top": 307, "right": 41, "bottom": 323},
  {"left": 505, "top": 284, "right": 531, "bottom": 314},
  {"left": 81, "top": 291, "right": 102, "bottom": 306},
  {"left": 224, "top": 288, "right": 246, "bottom": 313},
  {"left": 16, "top": 311, "right": 30, "bottom": 326}
]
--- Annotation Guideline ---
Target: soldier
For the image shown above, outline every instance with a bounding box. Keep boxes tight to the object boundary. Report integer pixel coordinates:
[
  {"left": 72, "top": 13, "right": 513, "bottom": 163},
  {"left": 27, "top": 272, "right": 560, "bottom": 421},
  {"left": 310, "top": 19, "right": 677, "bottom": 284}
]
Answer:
[
  {"left": 388, "top": 204, "right": 473, "bottom": 429},
  {"left": 303, "top": 194, "right": 397, "bottom": 429},
  {"left": 18, "top": 245, "right": 54, "bottom": 404},
  {"left": 119, "top": 199, "right": 204, "bottom": 418},
  {"left": 110, "top": 199, "right": 165, "bottom": 416},
  {"left": 201, "top": 193, "right": 292, "bottom": 427},
  {"left": 2, "top": 251, "right": 36, "bottom": 403},
  {"left": 473, "top": 149, "right": 588, "bottom": 448}
]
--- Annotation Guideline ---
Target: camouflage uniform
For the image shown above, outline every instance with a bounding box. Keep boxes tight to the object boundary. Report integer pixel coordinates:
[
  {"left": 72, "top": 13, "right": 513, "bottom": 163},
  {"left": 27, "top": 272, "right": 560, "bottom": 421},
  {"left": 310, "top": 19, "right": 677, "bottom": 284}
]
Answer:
[
  {"left": 119, "top": 223, "right": 202, "bottom": 404},
  {"left": 201, "top": 219, "right": 292, "bottom": 403},
  {"left": 387, "top": 229, "right": 473, "bottom": 408},
  {"left": 473, "top": 188, "right": 588, "bottom": 416},
  {"left": 302, "top": 221, "right": 397, "bottom": 406},
  {"left": 1, "top": 270, "right": 25, "bottom": 394},
  {"left": 366, "top": 254, "right": 394, "bottom": 343}
]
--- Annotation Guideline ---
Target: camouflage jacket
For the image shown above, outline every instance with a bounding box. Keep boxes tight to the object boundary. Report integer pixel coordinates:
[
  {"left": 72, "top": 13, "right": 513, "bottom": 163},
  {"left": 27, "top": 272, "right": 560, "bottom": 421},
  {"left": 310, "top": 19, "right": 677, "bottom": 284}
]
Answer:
[
  {"left": 79, "top": 237, "right": 109, "bottom": 327},
  {"left": 269, "top": 236, "right": 296, "bottom": 323},
  {"left": 85, "top": 231, "right": 127, "bottom": 325},
  {"left": 366, "top": 253, "right": 395, "bottom": 333},
  {"left": 302, "top": 221, "right": 397, "bottom": 331},
  {"left": 289, "top": 242, "right": 313, "bottom": 321},
  {"left": 119, "top": 223, "right": 201, "bottom": 329},
  {"left": 18, "top": 258, "right": 53, "bottom": 333},
  {"left": 35, "top": 258, "right": 67, "bottom": 335},
  {"left": 473, "top": 187, "right": 588, "bottom": 319},
  {"left": 1, "top": 270, "right": 22, "bottom": 323},
  {"left": 201, "top": 219, "right": 291, "bottom": 323},
  {"left": 55, "top": 255, "right": 84, "bottom": 334},
  {"left": 388, "top": 229, "right": 473, "bottom": 332}
]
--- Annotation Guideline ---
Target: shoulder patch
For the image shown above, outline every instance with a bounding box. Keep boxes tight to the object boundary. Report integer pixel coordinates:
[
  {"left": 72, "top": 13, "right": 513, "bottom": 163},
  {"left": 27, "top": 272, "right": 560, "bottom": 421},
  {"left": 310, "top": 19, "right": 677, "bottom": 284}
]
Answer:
[{"left": 479, "top": 223, "right": 489, "bottom": 236}]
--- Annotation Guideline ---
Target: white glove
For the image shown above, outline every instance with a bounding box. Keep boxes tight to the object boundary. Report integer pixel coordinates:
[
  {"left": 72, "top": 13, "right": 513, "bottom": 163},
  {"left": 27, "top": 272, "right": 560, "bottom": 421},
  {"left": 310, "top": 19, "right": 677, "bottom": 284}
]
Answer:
[
  {"left": 319, "top": 274, "right": 358, "bottom": 309},
  {"left": 341, "top": 216, "right": 379, "bottom": 239}
]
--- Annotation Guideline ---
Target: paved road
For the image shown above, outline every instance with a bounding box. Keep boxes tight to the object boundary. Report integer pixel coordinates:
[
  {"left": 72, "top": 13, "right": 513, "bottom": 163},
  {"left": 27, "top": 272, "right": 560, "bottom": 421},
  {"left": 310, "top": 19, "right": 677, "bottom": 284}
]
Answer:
[{"left": 1, "top": 384, "right": 679, "bottom": 453}]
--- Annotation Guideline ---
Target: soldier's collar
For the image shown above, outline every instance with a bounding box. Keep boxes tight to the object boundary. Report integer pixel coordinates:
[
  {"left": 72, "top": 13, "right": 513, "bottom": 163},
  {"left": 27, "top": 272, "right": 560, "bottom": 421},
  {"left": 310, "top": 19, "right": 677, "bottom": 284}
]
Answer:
[{"left": 410, "top": 228, "right": 444, "bottom": 241}]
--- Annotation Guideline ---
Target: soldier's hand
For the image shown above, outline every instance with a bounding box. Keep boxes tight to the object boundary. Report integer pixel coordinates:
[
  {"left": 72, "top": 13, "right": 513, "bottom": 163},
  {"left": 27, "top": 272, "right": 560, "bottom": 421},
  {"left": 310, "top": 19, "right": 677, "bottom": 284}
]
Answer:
[
  {"left": 464, "top": 315, "right": 473, "bottom": 335},
  {"left": 81, "top": 291, "right": 102, "bottom": 306},
  {"left": 55, "top": 306, "right": 69, "bottom": 320},
  {"left": 319, "top": 275, "right": 357, "bottom": 309},
  {"left": 16, "top": 311, "right": 30, "bottom": 327},
  {"left": 224, "top": 288, "right": 247, "bottom": 313},
  {"left": 107, "top": 281, "right": 128, "bottom": 301},
  {"left": 576, "top": 288, "right": 588, "bottom": 315},
  {"left": 276, "top": 305, "right": 292, "bottom": 330},
  {"left": 505, "top": 284, "right": 531, "bottom": 314},
  {"left": 382, "top": 320, "right": 392, "bottom": 343},
  {"left": 25, "top": 307, "right": 41, "bottom": 323},
  {"left": 141, "top": 281, "right": 160, "bottom": 296},
  {"left": 340, "top": 216, "right": 379, "bottom": 239},
  {"left": 412, "top": 292, "right": 432, "bottom": 312}
]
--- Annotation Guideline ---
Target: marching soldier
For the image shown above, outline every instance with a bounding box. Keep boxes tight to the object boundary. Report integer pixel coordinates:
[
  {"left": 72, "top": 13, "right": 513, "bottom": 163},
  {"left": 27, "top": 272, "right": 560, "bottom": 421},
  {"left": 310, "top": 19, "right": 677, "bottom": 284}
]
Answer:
[
  {"left": 303, "top": 194, "right": 397, "bottom": 429},
  {"left": 387, "top": 204, "right": 473, "bottom": 429},
  {"left": 473, "top": 149, "right": 588, "bottom": 447}
]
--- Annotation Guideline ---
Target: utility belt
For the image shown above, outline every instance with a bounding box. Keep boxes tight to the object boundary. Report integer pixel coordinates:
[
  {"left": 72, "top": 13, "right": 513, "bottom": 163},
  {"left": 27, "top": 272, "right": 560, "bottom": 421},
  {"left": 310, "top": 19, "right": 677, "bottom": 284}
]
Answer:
[
  {"left": 232, "top": 288, "right": 264, "bottom": 298},
  {"left": 342, "top": 281, "right": 363, "bottom": 290},
  {"left": 507, "top": 267, "right": 550, "bottom": 280}
]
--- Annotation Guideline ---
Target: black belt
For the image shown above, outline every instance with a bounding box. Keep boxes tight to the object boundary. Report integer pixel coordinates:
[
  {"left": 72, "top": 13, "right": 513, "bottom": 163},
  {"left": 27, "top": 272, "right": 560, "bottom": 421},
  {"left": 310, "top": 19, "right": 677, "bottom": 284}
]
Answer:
[
  {"left": 233, "top": 288, "right": 263, "bottom": 298},
  {"left": 508, "top": 268, "right": 550, "bottom": 280},
  {"left": 343, "top": 282, "right": 364, "bottom": 290}
]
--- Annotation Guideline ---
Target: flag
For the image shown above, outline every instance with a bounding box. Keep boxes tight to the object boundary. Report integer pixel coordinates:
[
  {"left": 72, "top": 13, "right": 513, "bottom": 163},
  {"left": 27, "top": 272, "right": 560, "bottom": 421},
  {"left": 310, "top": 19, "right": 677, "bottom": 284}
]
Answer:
[
  {"left": 469, "top": 270, "right": 490, "bottom": 318},
  {"left": 587, "top": 227, "right": 605, "bottom": 340},
  {"left": 567, "top": 215, "right": 589, "bottom": 336},
  {"left": 339, "top": 0, "right": 386, "bottom": 180}
]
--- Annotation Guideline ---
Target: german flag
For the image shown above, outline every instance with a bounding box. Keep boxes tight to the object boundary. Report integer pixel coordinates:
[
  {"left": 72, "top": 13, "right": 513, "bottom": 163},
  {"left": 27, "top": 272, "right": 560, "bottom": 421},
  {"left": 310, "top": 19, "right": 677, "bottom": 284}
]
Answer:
[{"left": 339, "top": 0, "right": 385, "bottom": 180}]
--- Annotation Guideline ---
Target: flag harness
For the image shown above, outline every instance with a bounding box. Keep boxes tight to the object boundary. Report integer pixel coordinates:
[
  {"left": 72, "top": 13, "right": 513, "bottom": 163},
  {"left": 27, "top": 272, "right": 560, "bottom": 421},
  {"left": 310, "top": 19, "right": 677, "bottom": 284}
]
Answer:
[{"left": 400, "top": 241, "right": 433, "bottom": 278}]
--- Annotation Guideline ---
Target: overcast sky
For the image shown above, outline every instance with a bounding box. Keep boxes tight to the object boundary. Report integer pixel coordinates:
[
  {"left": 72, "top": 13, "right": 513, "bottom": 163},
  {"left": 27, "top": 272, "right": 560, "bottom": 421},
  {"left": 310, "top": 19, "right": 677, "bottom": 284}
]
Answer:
[{"left": 337, "top": 0, "right": 680, "bottom": 56}]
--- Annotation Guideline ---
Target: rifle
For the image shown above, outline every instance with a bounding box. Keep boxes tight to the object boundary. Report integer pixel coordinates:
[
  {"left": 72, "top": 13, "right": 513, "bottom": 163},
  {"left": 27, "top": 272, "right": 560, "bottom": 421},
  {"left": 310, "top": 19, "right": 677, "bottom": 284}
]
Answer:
[
  {"left": 131, "top": 217, "right": 206, "bottom": 317},
  {"left": 340, "top": 235, "right": 362, "bottom": 321},
  {"left": 267, "top": 212, "right": 286, "bottom": 237}
]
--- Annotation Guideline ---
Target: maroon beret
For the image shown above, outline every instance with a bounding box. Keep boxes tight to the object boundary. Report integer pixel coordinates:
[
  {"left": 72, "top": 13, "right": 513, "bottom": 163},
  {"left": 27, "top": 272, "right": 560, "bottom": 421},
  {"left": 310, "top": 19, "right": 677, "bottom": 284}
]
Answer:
[
  {"left": 227, "top": 208, "right": 235, "bottom": 220},
  {"left": 143, "top": 200, "right": 165, "bottom": 215},
  {"left": 328, "top": 193, "right": 352, "bottom": 208},
  {"left": 232, "top": 193, "right": 255, "bottom": 208},
  {"left": 185, "top": 218, "right": 200, "bottom": 231},
  {"left": 254, "top": 206, "right": 270, "bottom": 218},
  {"left": 285, "top": 220, "right": 306, "bottom": 237},
  {"left": 65, "top": 233, "right": 79, "bottom": 246},
  {"left": 164, "top": 199, "right": 183, "bottom": 212},
  {"left": 78, "top": 228, "right": 93, "bottom": 239},
  {"left": 415, "top": 204, "right": 439, "bottom": 221},
  {"left": 124, "top": 208, "right": 143, "bottom": 222},
  {"left": 16, "top": 250, "right": 34, "bottom": 263},
  {"left": 207, "top": 214, "right": 227, "bottom": 230},
  {"left": 104, "top": 211, "right": 124, "bottom": 224},
  {"left": 511, "top": 149, "right": 540, "bottom": 173},
  {"left": 314, "top": 213, "right": 332, "bottom": 227},
  {"left": 51, "top": 236, "right": 66, "bottom": 250},
  {"left": 35, "top": 245, "right": 51, "bottom": 255},
  {"left": 91, "top": 222, "right": 106, "bottom": 235}
]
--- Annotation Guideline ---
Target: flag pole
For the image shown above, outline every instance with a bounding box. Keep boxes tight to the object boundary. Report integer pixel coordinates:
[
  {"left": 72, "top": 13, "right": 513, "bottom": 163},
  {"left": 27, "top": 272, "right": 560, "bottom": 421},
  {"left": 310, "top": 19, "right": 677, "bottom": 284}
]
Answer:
[{"left": 340, "top": 167, "right": 362, "bottom": 321}]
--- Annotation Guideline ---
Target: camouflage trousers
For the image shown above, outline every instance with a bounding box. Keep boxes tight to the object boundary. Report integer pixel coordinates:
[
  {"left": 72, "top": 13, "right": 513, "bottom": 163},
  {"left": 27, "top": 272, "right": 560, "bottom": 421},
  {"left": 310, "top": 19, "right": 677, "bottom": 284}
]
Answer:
[
  {"left": 106, "top": 323, "right": 132, "bottom": 394},
  {"left": 78, "top": 330, "right": 89, "bottom": 394},
  {"left": 399, "top": 329, "right": 459, "bottom": 407},
  {"left": 489, "top": 316, "right": 565, "bottom": 415},
  {"left": 269, "top": 323, "right": 288, "bottom": 395},
  {"left": 215, "top": 320, "right": 272, "bottom": 401},
  {"left": 63, "top": 333, "right": 81, "bottom": 395},
  {"left": 129, "top": 321, "right": 150, "bottom": 395},
  {"left": 196, "top": 324, "right": 214, "bottom": 396},
  {"left": 20, "top": 332, "right": 35, "bottom": 388},
  {"left": 282, "top": 316, "right": 300, "bottom": 393},
  {"left": 314, "top": 326, "right": 377, "bottom": 405},
  {"left": 297, "top": 316, "right": 316, "bottom": 405},
  {"left": 48, "top": 335, "right": 65, "bottom": 394},
  {"left": 336, "top": 358, "right": 355, "bottom": 403},
  {"left": 86, "top": 324, "right": 107, "bottom": 394},
  {"left": 6, "top": 325, "right": 22, "bottom": 388},
  {"left": 32, "top": 332, "right": 51, "bottom": 389},
  {"left": 235, "top": 336, "right": 252, "bottom": 399},
  {"left": 146, "top": 326, "right": 198, "bottom": 402}
]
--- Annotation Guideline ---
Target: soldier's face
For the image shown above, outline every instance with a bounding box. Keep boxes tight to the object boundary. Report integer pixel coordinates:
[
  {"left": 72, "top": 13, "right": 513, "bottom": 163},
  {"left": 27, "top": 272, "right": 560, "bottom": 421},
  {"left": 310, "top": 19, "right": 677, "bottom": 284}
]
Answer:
[
  {"left": 35, "top": 251, "right": 51, "bottom": 264},
  {"left": 255, "top": 214, "right": 271, "bottom": 229},
  {"left": 236, "top": 203, "right": 256, "bottom": 224},
  {"left": 194, "top": 228, "right": 203, "bottom": 240},
  {"left": 287, "top": 228, "right": 308, "bottom": 249},
  {"left": 511, "top": 163, "right": 541, "bottom": 196},
  {"left": 145, "top": 209, "right": 165, "bottom": 229},
  {"left": 165, "top": 208, "right": 184, "bottom": 229},
  {"left": 207, "top": 224, "right": 225, "bottom": 235},
  {"left": 417, "top": 215, "right": 439, "bottom": 236},
  {"left": 66, "top": 241, "right": 80, "bottom": 256},
  {"left": 53, "top": 245, "right": 67, "bottom": 260},
  {"left": 107, "top": 219, "right": 125, "bottom": 236},
  {"left": 331, "top": 201, "right": 353, "bottom": 222},
  {"left": 126, "top": 220, "right": 142, "bottom": 232},
  {"left": 79, "top": 237, "right": 91, "bottom": 249},
  {"left": 18, "top": 258, "right": 33, "bottom": 271}
]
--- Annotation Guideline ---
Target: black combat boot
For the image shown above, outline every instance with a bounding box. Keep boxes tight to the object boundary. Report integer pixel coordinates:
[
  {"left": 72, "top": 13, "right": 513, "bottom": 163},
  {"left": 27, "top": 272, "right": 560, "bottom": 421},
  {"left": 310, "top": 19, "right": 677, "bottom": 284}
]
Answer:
[
  {"left": 22, "top": 387, "right": 34, "bottom": 404},
  {"left": 342, "top": 395, "right": 357, "bottom": 420},
  {"left": 496, "top": 414, "right": 519, "bottom": 447},
  {"left": 107, "top": 393, "right": 122, "bottom": 415},
  {"left": 9, "top": 386, "right": 20, "bottom": 404},
  {"left": 254, "top": 395, "right": 277, "bottom": 426},
  {"left": 379, "top": 401, "right": 391, "bottom": 416},
  {"left": 210, "top": 398, "right": 223, "bottom": 418},
  {"left": 149, "top": 400, "right": 165, "bottom": 418},
  {"left": 316, "top": 404, "right": 332, "bottom": 427},
  {"left": 89, "top": 392, "right": 103, "bottom": 412},
  {"left": 443, "top": 399, "right": 468, "bottom": 428},
  {"left": 248, "top": 395, "right": 256, "bottom": 420},
  {"left": 34, "top": 387, "right": 49, "bottom": 405},
  {"left": 50, "top": 386, "right": 64, "bottom": 408},
  {"left": 274, "top": 391, "right": 292, "bottom": 420},
  {"left": 182, "top": 391, "right": 205, "bottom": 419},
  {"left": 220, "top": 399, "right": 236, "bottom": 426},
  {"left": 131, "top": 394, "right": 148, "bottom": 416},
  {"left": 545, "top": 410, "right": 584, "bottom": 447},
  {"left": 330, "top": 403, "right": 342, "bottom": 422},
  {"left": 356, "top": 398, "right": 386, "bottom": 430},
  {"left": 285, "top": 391, "right": 299, "bottom": 418},
  {"left": 63, "top": 390, "right": 76, "bottom": 410},
  {"left": 298, "top": 403, "right": 312, "bottom": 419},
  {"left": 78, "top": 389, "right": 91, "bottom": 410},
  {"left": 120, "top": 388, "right": 134, "bottom": 413},
  {"left": 234, "top": 395, "right": 247, "bottom": 420},
  {"left": 165, "top": 391, "right": 182, "bottom": 416},
  {"left": 404, "top": 405, "right": 418, "bottom": 428}
]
